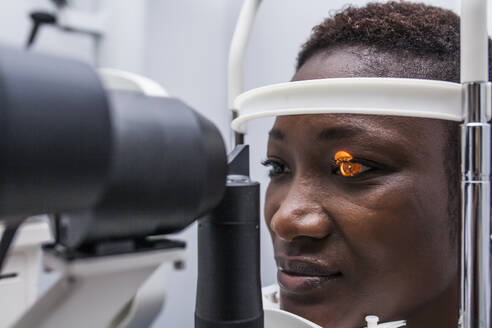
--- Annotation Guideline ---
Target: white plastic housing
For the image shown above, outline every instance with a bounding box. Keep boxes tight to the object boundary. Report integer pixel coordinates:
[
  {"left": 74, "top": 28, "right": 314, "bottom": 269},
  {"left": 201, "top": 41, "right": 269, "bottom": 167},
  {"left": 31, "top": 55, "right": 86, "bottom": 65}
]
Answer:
[
  {"left": 0, "top": 219, "right": 52, "bottom": 327},
  {"left": 98, "top": 68, "right": 169, "bottom": 97}
]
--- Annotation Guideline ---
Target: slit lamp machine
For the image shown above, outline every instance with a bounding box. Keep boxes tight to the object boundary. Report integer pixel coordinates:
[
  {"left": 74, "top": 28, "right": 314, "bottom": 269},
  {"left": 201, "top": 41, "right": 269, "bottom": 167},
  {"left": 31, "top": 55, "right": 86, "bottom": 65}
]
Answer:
[{"left": 0, "top": 0, "right": 489, "bottom": 327}]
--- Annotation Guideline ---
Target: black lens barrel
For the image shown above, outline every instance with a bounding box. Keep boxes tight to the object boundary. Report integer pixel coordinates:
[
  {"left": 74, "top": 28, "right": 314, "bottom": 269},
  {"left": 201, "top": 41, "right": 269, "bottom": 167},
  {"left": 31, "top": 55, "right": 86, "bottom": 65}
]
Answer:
[
  {"left": 0, "top": 45, "right": 228, "bottom": 248},
  {"left": 0, "top": 45, "right": 111, "bottom": 217},
  {"left": 58, "top": 92, "right": 227, "bottom": 248},
  {"left": 196, "top": 145, "right": 263, "bottom": 328}
]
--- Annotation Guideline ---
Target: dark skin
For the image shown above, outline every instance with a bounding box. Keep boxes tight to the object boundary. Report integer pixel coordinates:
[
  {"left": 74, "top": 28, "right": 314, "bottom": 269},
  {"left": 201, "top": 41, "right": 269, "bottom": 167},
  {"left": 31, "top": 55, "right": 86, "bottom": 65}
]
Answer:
[{"left": 264, "top": 47, "right": 459, "bottom": 328}]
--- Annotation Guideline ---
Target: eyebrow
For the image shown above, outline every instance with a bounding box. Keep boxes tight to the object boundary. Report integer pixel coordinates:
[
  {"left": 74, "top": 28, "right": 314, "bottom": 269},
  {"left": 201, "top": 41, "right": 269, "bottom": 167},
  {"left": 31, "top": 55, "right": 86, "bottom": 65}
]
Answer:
[
  {"left": 317, "top": 126, "right": 364, "bottom": 141},
  {"left": 268, "top": 128, "right": 285, "bottom": 140},
  {"left": 268, "top": 126, "right": 364, "bottom": 141}
]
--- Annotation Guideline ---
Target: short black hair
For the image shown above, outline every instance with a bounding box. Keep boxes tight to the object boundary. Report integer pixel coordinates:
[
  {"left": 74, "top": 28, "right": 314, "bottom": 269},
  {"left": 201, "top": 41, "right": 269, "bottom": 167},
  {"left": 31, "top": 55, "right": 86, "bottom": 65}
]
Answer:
[
  {"left": 297, "top": 1, "right": 492, "bottom": 82},
  {"left": 296, "top": 1, "right": 492, "bottom": 242}
]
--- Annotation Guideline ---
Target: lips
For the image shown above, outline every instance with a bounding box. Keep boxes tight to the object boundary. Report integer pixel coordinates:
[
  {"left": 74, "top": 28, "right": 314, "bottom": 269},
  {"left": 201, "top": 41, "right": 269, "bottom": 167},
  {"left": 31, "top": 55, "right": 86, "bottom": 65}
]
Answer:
[{"left": 277, "top": 258, "right": 343, "bottom": 293}]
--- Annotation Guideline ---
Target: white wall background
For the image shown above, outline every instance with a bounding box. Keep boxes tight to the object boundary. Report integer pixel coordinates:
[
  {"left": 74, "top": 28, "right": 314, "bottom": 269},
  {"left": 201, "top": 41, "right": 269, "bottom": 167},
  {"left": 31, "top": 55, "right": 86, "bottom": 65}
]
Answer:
[{"left": 0, "top": 0, "right": 485, "bottom": 327}]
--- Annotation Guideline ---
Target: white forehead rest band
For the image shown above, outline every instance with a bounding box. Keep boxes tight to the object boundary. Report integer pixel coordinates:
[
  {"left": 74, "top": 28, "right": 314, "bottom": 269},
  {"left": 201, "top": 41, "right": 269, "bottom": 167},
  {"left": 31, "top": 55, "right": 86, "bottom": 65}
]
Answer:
[{"left": 231, "top": 78, "right": 490, "bottom": 133}]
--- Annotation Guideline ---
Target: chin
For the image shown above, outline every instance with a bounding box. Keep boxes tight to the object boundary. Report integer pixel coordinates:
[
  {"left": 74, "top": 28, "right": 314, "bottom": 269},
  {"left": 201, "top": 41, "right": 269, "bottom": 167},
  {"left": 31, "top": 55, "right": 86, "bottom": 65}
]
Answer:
[{"left": 279, "top": 286, "right": 367, "bottom": 328}]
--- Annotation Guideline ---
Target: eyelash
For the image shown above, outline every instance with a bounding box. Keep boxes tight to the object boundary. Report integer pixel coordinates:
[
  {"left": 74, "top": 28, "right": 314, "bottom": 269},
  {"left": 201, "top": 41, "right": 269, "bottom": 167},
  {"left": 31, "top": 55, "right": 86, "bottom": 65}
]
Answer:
[
  {"left": 261, "top": 159, "right": 291, "bottom": 178},
  {"left": 262, "top": 157, "right": 377, "bottom": 179},
  {"left": 332, "top": 158, "right": 373, "bottom": 177}
]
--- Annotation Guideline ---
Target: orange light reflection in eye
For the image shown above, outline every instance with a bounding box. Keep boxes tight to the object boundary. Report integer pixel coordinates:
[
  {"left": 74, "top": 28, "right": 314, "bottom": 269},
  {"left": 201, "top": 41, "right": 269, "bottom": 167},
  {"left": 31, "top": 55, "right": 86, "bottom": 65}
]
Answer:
[
  {"left": 334, "top": 150, "right": 352, "bottom": 162},
  {"left": 335, "top": 150, "right": 363, "bottom": 177}
]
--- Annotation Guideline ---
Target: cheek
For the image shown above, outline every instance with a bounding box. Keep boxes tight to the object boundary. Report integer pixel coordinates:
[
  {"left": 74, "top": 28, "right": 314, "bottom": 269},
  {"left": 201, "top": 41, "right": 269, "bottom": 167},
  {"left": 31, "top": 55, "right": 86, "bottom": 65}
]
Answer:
[
  {"left": 345, "top": 179, "right": 448, "bottom": 254},
  {"left": 335, "top": 172, "right": 457, "bottom": 292}
]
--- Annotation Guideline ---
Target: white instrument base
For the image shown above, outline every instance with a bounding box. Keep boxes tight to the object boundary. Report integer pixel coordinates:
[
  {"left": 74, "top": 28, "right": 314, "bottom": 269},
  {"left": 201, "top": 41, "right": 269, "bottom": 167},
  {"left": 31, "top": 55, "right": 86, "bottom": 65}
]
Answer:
[
  {"left": 0, "top": 218, "right": 52, "bottom": 327},
  {"left": 10, "top": 244, "right": 184, "bottom": 328}
]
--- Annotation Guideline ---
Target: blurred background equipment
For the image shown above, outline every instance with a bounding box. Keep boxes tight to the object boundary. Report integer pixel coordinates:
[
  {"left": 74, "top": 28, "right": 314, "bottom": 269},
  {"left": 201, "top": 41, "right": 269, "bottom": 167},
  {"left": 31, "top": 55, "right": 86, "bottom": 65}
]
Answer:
[{"left": 0, "top": 40, "right": 227, "bottom": 327}]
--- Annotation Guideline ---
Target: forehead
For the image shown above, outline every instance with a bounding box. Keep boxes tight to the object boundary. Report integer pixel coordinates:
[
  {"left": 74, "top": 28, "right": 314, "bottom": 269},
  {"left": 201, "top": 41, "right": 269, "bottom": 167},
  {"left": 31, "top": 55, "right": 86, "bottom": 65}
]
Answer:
[{"left": 270, "top": 114, "right": 447, "bottom": 158}]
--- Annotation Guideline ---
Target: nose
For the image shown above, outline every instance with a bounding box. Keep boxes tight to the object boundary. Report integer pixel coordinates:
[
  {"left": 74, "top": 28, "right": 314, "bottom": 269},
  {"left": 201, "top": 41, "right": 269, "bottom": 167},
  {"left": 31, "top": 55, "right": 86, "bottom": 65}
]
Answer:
[{"left": 269, "top": 183, "right": 332, "bottom": 242}]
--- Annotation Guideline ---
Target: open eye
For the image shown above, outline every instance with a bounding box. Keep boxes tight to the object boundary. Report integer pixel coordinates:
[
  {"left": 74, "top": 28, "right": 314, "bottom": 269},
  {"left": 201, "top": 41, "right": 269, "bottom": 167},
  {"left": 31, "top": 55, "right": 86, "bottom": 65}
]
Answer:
[
  {"left": 334, "top": 150, "right": 372, "bottom": 177},
  {"left": 335, "top": 160, "right": 371, "bottom": 177},
  {"left": 261, "top": 158, "right": 291, "bottom": 178}
]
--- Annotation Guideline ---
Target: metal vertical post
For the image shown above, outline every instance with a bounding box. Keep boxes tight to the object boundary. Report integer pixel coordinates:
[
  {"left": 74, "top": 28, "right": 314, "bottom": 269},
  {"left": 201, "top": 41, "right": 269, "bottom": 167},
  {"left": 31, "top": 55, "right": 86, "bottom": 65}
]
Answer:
[
  {"left": 460, "top": 0, "right": 490, "bottom": 326},
  {"left": 461, "top": 83, "right": 491, "bottom": 328}
]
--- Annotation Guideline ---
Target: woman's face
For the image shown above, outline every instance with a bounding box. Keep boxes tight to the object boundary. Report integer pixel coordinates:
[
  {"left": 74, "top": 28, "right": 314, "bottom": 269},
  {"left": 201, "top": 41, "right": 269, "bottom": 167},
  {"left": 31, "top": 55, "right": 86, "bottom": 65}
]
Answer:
[{"left": 264, "top": 49, "right": 459, "bottom": 327}]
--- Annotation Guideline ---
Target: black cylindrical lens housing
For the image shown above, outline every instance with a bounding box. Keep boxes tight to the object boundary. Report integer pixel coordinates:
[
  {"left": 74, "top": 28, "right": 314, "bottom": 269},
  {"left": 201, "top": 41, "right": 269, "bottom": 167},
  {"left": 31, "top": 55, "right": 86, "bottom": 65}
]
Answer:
[
  {"left": 196, "top": 172, "right": 263, "bottom": 328},
  {"left": 0, "top": 45, "right": 111, "bottom": 217},
  {"left": 58, "top": 92, "right": 227, "bottom": 248},
  {"left": 0, "top": 44, "right": 228, "bottom": 251}
]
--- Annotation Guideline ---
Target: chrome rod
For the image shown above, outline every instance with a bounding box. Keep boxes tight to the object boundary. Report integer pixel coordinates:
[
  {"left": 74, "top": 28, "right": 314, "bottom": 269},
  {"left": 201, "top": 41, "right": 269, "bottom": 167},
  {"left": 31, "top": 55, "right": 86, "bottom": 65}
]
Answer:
[{"left": 461, "top": 82, "right": 491, "bottom": 328}]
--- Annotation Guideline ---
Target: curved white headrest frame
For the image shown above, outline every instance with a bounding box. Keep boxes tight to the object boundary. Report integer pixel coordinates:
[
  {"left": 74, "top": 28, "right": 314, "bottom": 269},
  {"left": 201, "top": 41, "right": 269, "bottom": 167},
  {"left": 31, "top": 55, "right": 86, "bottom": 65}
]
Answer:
[{"left": 231, "top": 78, "right": 472, "bottom": 133}]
